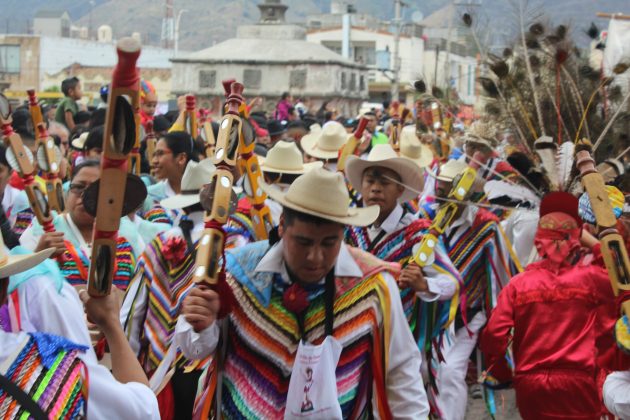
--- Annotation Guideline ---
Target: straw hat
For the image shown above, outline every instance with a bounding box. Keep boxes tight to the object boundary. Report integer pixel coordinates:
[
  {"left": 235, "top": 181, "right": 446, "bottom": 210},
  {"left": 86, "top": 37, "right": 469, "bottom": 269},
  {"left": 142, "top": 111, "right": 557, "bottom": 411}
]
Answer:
[
  {"left": 399, "top": 125, "right": 434, "bottom": 168},
  {"left": 463, "top": 121, "right": 497, "bottom": 148},
  {"left": 435, "top": 159, "right": 468, "bottom": 182},
  {"left": 261, "top": 168, "right": 379, "bottom": 226},
  {"left": 258, "top": 141, "right": 323, "bottom": 174},
  {"left": 346, "top": 144, "right": 424, "bottom": 203},
  {"left": 0, "top": 232, "right": 54, "bottom": 278},
  {"left": 160, "top": 159, "right": 216, "bottom": 210},
  {"left": 300, "top": 121, "right": 348, "bottom": 160}
]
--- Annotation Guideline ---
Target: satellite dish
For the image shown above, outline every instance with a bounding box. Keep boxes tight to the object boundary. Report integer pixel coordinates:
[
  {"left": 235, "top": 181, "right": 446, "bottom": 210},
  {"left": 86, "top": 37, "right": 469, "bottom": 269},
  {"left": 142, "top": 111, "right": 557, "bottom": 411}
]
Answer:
[{"left": 412, "top": 11, "right": 424, "bottom": 23}]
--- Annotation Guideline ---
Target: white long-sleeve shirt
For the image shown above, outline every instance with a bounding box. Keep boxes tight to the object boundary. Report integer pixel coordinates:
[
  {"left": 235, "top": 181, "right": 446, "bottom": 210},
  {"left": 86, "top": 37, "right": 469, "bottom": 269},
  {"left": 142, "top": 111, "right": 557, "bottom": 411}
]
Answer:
[
  {"left": 174, "top": 240, "right": 430, "bottom": 419},
  {"left": 8, "top": 274, "right": 159, "bottom": 419},
  {"left": 369, "top": 204, "right": 458, "bottom": 302},
  {"left": 604, "top": 371, "right": 630, "bottom": 419}
]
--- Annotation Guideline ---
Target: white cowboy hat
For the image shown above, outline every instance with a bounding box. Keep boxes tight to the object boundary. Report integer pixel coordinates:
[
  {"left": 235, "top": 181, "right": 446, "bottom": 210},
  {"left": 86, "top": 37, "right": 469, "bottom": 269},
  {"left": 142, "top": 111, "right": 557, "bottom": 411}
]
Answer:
[
  {"left": 160, "top": 159, "right": 216, "bottom": 210},
  {"left": 300, "top": 121, "right": 348, "bottom": 160},
  {"left": 0, "top": 232, "right": 54, "bottom": 278},
  {"left": 258, "top": 141, "right": 323, "bottom": 175},
  {"left": 261, "top": 168, "right": 379, "bottom": 226},
  {"left": 399, "top": 125, "right": 434, "bottom": 168},
  {"left": 435, "top": 159, "right": 468, "bottom": 182},
  {"left": 346, "top": 144, "right": 424, "bottom": 203}
]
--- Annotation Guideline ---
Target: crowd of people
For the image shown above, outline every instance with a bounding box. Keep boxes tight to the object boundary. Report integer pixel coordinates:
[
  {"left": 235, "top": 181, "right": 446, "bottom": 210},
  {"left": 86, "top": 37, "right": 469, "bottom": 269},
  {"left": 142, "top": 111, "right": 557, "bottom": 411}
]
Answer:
[{"left": 1, "top": 54, "right": 630, "bottom": 420}]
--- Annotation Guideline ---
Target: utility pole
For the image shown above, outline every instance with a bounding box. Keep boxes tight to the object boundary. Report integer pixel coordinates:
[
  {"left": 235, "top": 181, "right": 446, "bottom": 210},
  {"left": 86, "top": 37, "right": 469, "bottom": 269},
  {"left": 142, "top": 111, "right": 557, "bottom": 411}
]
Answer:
[
  {"left": 174, "top": 9, "right": 188, "bottom": 57},
  {"left": 391, "top": 0, "right": 402, "bottom": 102}
]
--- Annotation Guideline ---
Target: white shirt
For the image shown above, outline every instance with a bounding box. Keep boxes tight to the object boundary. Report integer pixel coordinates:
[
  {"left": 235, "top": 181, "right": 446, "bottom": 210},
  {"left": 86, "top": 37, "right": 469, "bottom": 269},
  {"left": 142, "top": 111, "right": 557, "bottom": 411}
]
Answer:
[
  {"left": 369, "top": 204, "right": 457, "bottom": 303},
  {"left": 7, "top": 275, "right": 159, "bottom": 419},
  {"left": 174, "top": 240, "right": 430, "bottom": 419},
  {"left": 604, "top": 371, "right": 630, "bottom": 419}
]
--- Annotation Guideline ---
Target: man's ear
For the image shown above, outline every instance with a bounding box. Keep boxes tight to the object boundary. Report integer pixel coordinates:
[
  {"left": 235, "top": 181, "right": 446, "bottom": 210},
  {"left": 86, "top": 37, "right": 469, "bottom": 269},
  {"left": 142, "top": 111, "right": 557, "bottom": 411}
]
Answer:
[
  {"left": 176, "top": 152, "right": 187, "bottom": 167},
  {"left": 278, "top": 215, "right": 285, "bottom": 238}
]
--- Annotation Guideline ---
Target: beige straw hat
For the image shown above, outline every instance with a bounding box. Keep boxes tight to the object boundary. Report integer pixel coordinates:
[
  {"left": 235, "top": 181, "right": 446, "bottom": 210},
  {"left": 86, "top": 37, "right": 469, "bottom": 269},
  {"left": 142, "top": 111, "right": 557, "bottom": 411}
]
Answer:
[
  {"left": 160, "top": 159, "right": 216, "bottom": 210},
  {"left": 0, "top": 232, "right": 54, "bottom": 278},
  {"left": 435, "top": 159, "right": 468, "bottom": 182},
  {"left": 300, "top": 121, "right": 348, "bottom": 160},
  {"left": 258, "top": 141, "right": 323, "bottom": 174},
  {"left": 399, "top": 125, "right": 434, "bottom": 168},
  {"left": 261, "top": 168, "right": 379, "bottom": 226},
  {"left": 345, "top": 143, "right": 424, "bottom": 203}
]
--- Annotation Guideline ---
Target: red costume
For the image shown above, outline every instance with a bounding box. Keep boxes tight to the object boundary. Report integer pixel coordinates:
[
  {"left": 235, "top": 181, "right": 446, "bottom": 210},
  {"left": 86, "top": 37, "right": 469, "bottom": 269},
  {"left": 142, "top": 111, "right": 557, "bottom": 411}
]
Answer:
[{"left": 480, "top": 192, "right": 622, "bottom": 420}]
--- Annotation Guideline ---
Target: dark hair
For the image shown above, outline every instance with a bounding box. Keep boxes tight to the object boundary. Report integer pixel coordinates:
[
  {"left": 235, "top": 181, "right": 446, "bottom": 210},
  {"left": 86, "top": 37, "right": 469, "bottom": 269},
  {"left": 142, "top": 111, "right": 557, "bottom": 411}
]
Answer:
[
  {"left": 89, "top": 108, "right": 106, "bottom": 128},
  {"left": 281, "top": 206, "right": 342, "bottom": 228},
  {"left": 73, "top": 110, "right": 91, "bottom": 125},
  {"left": 61, "top": 77, "right": 80, "bottom": 96},
  {"left": 152, "top": 115, "right": 171, "bottom": 134},
  {"left": 0, "top": 144, "right": 9, "bottom": 168},
  {"left": 85, "top": 126, "right": 104, "bottom": 151},
  {"left": 71, "top": 159, "right": 100, "bottom": 181},
  {"left": 281, "top": 92, "right": 290, "bottom": 100},
  {"left": 160, "top": 131, "right": 196, "bottom": 163}
]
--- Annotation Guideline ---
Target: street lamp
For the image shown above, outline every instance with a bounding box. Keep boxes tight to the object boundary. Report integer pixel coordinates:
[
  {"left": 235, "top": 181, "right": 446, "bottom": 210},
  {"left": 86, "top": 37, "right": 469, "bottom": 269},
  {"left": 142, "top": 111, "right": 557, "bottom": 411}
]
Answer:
[{"left": 174, "top": 9, "right": 188, "bottom": 57}]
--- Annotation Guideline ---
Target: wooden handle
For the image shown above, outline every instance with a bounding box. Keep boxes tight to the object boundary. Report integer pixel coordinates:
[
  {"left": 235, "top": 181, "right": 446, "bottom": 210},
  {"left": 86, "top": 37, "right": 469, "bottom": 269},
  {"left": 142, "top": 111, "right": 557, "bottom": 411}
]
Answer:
[
  {"left": 192, "top": 228, "right": 225, "bottom": 285},
  {"left": 27, "top": 89, "right": 44, "bottom": 143},
  {"left": 338, "top": 117, "right": 369, "bottom": 172}
]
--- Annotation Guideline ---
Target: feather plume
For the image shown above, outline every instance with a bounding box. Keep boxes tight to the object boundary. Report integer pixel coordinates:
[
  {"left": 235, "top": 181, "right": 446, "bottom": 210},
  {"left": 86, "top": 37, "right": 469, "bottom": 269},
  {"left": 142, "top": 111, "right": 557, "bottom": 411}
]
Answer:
[
  {"left": 556, "top": 141, "right": 574, "bottom": 190},
  {"left": 586, "top": 22, "right": 599, "bottom": 39},
  {"left": 534, "top": 136, "right": 559, "bottom": 190},
  {"left": 484, "top": 180, "right": 541, "bottom": 208}
]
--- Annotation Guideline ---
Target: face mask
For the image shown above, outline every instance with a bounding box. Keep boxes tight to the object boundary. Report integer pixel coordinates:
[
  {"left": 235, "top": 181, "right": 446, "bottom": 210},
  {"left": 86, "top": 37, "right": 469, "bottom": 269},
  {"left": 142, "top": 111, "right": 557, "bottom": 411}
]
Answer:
[{"left": 534, "top": 212, "right": 581, "bottom": 267}]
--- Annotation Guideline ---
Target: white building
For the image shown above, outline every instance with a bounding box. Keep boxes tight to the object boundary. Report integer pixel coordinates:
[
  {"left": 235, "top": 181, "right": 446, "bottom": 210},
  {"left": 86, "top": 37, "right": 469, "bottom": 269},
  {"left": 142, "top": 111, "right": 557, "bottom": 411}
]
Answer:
[
  {"left": 307, "top": 25, "right": 426, "bottom": 105},
  {"left": 306, "top": 2, "right": 479, "bottom": 106},
  {"left": 171, "top": 0, "right": 368, "bottom": 117},
  {"left": 33, "top": 10, "right": 71, "bottom": 38}
]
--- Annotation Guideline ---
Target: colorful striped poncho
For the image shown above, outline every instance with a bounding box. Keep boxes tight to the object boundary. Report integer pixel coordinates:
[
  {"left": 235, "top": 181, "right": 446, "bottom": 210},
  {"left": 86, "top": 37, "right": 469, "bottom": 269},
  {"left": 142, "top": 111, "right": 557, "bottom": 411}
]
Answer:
[
  {"left": 60, "top": 238, "right": 136, "bottom": 291},
  {"left": 447, "top": 209, "right": 521, "bottom": 319},
  {"left": 196, "top": 241, "right": 398, "bottom": 419},
  {"left": 345, "top": 218, "right": 462, "bottom": 407},
  {"left": 127, "top": 231, "right": 209, "bottom": 375},
  {"left": 0, "top": 332, "right": 88, "bottom": 419}
]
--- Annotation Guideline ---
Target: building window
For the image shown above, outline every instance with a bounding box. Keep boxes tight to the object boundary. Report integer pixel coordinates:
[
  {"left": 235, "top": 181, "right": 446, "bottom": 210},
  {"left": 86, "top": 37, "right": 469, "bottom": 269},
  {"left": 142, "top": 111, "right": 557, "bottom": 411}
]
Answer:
[
  {"left": 359, "top": 75, "right": 365, "bottom": 91},
  {"left": 0, "top": 45, "right": 20, "bottom": 73},
  {"left": 349, "top": 73, "right": 356, "bottom": 91},
  {"left": 244, "top": 69, "right": 261, "bottom": 89},
  {"left": 340, "top": 72, "right": 346, "bottom": 90},
  {"left": 290, "top": 69, "right": 307, "bottom": 89},
  {"left": 199, "top": 70, "right": 216, "bottom": 88}
]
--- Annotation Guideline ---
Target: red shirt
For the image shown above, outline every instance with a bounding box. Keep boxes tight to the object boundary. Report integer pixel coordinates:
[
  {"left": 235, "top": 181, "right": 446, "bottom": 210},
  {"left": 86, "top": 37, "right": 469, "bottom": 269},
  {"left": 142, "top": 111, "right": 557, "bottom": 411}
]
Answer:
[{"left": 480, "top": 247, "right": 617, "bottom": 377}]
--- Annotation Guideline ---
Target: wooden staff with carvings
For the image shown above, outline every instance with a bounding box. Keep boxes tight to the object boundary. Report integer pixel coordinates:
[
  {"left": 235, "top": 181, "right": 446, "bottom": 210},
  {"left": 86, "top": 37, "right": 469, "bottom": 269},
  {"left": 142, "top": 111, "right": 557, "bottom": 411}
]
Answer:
[
  {"left": 0, "top": 94, "right": 55, "bottom": 233},
  {"left": 575, "top": 139, "right": 630, "bottom": 351},
  {"left": 145, "top": 120, "right": 157, "bottom": 177},
  {"left": 184, "top": 94, "right": 198, "bottom": 141},
  {"left": 87, "top": 37, "right": 141, "bottom": 297},
  {"left": 337, "top": 116, "right": 368, "bottom": 172},
  {"left": 128, "top": 79, "right": 142, "bottom": 175},
  {"left": 192, "top": 80, "right": 243, "bottom": 296},
  {"left": 27, "top": 89, "right": 44, "bottom": 144},
  {"left": 35, "top": 124, "right": 65, "bottom": 213}
]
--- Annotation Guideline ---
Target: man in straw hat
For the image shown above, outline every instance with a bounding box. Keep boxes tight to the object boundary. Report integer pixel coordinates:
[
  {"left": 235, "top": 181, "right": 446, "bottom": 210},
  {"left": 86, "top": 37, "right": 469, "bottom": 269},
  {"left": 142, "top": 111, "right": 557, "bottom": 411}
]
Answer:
[
  {"left": 258, "top": 140, "right": 323, "bottom": 224},
  {"left": 344, "top": 143, "right": 461, "bottom": 409},
  {"left": 480, "top": 192, "right": 621, "bottom": 420},
  {"left": 122, "top": 159, "right": 222, "bottom": 418},
  {"left": 174, "top": 168, "right": 429, "bottom": 418},
  {"left": 0, "top": 233, "right": 159, "bottom": 418},
  {"left": 430, "top": 159, "right": 520, "bottom": 420}
]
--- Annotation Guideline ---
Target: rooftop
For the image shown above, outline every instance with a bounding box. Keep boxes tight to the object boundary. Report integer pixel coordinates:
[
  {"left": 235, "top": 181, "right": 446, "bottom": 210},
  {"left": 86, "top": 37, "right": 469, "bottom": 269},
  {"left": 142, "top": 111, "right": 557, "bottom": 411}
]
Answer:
[{"left": 173, "top": 37, "right": 363, "bottom": 68}]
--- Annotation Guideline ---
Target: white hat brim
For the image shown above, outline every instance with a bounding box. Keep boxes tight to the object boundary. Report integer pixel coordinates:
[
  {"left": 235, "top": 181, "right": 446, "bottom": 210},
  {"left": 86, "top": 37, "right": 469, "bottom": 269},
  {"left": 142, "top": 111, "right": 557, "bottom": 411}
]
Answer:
[
  {"left": 345, "top": 156, "right": 424, "bottom": 203},
  {"left": 71, "top": 136, "right": 87, "bottom": 150},
  {"left": 262, "top": 181, "right": 379, "bottom": 227},
  {"left": 300, "top": 133, "right": 341, "bottom": 160},
  {"left": 0, "top": 247, "right": 55, "bottom": 278},
  {"left": 160, "top": 193, "right": 200, "bottom": 210},
  {"left": 259, "top": 159, "right": 323, "bottom": 175}
]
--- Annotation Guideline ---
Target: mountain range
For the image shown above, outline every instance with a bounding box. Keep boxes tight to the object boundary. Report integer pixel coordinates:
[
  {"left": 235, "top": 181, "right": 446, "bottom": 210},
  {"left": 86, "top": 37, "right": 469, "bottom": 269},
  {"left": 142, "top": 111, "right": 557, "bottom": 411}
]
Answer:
[{"left": 3, "top": 0, "right": 628, "bottom": 51}]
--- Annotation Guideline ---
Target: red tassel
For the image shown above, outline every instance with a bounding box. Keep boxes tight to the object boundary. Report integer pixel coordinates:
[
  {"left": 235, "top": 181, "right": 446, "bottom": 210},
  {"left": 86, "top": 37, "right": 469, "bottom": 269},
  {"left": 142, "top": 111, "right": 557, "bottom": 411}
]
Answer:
[{"left": 214, "top": 274, "right": 235, "bottom": 319}]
